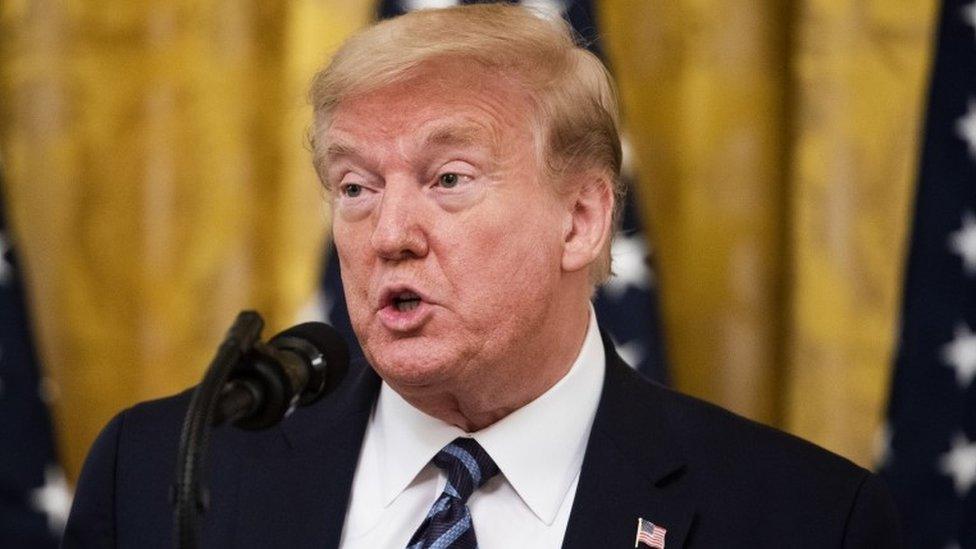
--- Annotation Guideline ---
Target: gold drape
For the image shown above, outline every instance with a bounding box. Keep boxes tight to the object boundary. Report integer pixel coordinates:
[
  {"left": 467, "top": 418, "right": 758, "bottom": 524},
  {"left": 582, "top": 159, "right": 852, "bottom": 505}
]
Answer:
[
  {"left": 0, "top": 0, "right": 373, "bottom": 481},
  {"left": 785, "top": 0, "right": 938, "bottom": 466},
  {"left": 602, "top": 0, "right": 938, "bottom": 466}
]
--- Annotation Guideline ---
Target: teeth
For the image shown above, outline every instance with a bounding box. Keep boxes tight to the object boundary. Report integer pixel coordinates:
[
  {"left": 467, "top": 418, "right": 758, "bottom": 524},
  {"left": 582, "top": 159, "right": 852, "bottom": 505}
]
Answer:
[
  {"left": 388, "top": 290, "right": 422, "bottom": 313},
  {"left": 395, "top": 299, "right": 420, "bottom": 312}
]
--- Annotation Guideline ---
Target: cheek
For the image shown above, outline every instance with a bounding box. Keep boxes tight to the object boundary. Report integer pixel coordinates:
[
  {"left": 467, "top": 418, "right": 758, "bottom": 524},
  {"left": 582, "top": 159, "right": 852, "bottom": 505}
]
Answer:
[
  {"left": 333, "top": 229, "right": 372, "bottom": 310},
  {"left": 439, "top": 212, "right": 563, "bottom": 299},
  {"left": 332, "top": 220, "right": 368, "bottom": 271}
]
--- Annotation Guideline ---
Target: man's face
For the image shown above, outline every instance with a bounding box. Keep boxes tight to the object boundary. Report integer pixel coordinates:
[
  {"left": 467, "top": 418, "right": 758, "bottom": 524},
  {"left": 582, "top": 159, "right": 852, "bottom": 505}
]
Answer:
[{"left": 323, "top": 60, "right": 570, "bottom": 395}]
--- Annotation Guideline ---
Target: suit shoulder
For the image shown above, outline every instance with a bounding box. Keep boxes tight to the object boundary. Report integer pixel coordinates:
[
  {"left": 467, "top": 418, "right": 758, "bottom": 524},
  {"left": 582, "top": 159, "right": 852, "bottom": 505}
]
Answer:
[
  {"left": 606, "top": 361, "right": 862, "bottom": 479},
  {"left": 677, "top": 386, "right": 855, "bottom": 461},
  {"left": 651, "top": 380, "right": 868, "bottom": 482},
  {"left": 122, "top": 388, "right": 195, "bottom": 426},
  {"left": 63, "top": 389, "right": 194, "bottom": 548},
  {"left": 605, "top": 363, "right": 875, "bottom": 508},
  {"left": 651, "top": 380, "right": 902, "bottom": 545}
]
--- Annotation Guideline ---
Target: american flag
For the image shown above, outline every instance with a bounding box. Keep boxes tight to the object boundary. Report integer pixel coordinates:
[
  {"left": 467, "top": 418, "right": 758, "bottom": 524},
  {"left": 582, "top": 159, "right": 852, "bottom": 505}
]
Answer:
[
  {"left": 634, "top": 517, "right": 666, "bottom": 549},
  {"left": 879, "top": 1, "right": 976, "bottom": 547},
  {"left": 318, "top": 0, "right": 668, "bottom": 384},
  {"left": 0, "top": 169, "right": 68, "bottom": 547}
]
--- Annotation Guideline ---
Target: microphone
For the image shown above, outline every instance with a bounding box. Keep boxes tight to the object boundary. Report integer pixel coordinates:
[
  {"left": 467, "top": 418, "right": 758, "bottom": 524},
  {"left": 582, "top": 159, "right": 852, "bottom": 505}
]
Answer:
[
  {"left": 213, "top": 321, "right": 350, "bottom": 429},
  {"left": 174, "top": 314, "right": 351, "bottom": 547}
]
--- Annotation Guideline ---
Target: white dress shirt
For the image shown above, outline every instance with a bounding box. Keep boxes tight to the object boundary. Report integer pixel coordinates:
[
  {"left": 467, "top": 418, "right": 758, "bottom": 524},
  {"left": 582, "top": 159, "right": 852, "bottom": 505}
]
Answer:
[{"left": 338, "top": 309, "right": 606, "bottom": 549}]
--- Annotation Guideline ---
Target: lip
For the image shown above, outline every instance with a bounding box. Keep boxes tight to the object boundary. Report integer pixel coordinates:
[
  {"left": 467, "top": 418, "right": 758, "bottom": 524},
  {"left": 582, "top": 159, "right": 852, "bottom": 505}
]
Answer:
[{"left": 376, "top": 284, "right": 434, "bottom": 333}]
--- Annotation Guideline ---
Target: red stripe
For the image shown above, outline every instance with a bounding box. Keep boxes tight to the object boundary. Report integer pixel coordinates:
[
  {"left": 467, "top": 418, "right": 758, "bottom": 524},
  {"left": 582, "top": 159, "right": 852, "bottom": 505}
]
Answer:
[{"left": 637, "top": 533, "right": 663, "bottom": 548}]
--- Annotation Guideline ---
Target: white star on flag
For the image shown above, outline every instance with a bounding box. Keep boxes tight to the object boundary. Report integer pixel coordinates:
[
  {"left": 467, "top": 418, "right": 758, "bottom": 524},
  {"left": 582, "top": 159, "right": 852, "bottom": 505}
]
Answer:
[
  {"left": 949, "top": 210, "right": 976, "bottom": 275},
  {"left": 964, "top": 2, "right": 976, "bottom": 39},
  {"left": 615, "top": 338, "right": 646, "bottom": 370},
  {"left": 938, "top": 432, "right": 976, "bottom": 497},
  {"left": 296, "top": 289, "right": 333, "bottom": 324},
  {"left": 30, "top": 465, "right": 73, "bottom": 535},
  {"left": 522, "top": 0, "right": 567, "bottom": 20},
  {"left": 0, "top": 231, "right": 11, "bottom": 286},
  {"left": 604, "top": 233, "right": 652, "bottom": 299},
  {"left": 942, "top": 323, "right": 976, "bottom": 388},
  {"left": 874, "top": 422, "right": 893, "bottom": 469},
  {"left": 402, "top": 0, "right": 458, "bottom": 11},
  {"left": 958, "top": 98, "right": 976, "bottom": 159}
]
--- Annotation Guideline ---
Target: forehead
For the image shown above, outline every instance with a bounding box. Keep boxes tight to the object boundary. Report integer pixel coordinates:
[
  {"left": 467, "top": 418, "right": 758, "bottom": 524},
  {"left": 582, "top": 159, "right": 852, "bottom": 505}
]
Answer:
[{"left": 323, "top": 59, "right": 537, "bottom": 155}]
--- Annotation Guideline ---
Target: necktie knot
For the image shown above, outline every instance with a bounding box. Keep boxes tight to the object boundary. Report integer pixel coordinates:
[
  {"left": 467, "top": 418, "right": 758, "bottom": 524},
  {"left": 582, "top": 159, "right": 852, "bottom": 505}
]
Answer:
[{"left": 431, "top": 438, "right": 499, "bottom": 504}]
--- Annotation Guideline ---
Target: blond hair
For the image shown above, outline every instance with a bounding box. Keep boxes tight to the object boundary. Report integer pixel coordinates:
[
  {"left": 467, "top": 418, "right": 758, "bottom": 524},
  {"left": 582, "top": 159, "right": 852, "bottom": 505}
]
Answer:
[{"left": 309, "top": 3, "right": 623, "bottom": 284}]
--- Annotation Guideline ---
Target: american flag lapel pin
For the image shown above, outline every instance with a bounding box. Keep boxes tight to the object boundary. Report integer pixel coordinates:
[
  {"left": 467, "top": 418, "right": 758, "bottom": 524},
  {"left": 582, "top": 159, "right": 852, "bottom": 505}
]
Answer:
[{"left": 634, "top": 517, "right": 667, "bottom": 548}]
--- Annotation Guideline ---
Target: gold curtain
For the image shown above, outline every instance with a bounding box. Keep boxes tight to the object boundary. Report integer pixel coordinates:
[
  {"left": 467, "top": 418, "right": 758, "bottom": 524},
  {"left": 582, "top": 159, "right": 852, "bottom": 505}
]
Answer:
[
  {"left": 602, "top": 0, "right": 938, "bottom": 467},
  {"left": 0, "top": 0, "right": 373, "bottom": 481}
]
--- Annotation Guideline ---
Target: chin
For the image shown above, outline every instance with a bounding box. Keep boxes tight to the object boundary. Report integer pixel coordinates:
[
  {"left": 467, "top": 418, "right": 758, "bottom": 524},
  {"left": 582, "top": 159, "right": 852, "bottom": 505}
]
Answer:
[{"left": 363, "top": 336, "right": 461, "bottom": 389}]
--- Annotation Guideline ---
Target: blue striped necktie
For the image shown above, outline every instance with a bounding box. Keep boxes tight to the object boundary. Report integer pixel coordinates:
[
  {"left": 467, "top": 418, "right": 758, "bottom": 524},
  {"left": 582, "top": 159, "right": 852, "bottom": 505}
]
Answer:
[{"left": 406, "top": 438, "right": 500, "bottom": 549}]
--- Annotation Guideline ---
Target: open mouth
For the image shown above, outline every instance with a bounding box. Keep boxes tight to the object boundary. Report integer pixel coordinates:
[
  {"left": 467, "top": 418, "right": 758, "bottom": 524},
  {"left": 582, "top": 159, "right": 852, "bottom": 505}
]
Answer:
[
  {"left": 377, "top": 286, "right": 432, "bottom": 331},
  {"left": 391, "top": 291, "right": 422, "bottom": 312}
]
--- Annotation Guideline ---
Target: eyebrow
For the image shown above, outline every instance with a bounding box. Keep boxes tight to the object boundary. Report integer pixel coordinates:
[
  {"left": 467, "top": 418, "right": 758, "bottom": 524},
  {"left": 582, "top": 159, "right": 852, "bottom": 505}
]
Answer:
[
  {"left": 422, "top": 124, "right": 491, "bottom": 150},
  {"left": 324, "top": 122, "right": 494, "bottom": 162},
  {"left": 323, "top": 141, "right": 359, "bottom": 162}
]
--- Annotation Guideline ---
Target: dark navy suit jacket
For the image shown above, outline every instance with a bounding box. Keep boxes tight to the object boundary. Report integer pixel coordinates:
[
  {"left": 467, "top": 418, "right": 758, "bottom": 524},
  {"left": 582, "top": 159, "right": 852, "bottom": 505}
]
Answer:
[{"left": 63, "top": 332, "right": 902, "bottom": 548}]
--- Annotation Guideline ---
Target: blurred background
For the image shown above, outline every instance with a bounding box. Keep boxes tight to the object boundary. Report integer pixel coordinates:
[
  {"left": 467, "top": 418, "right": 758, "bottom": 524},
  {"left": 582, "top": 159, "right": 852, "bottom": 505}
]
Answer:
[{"left": 2, "top": 0, "right": 974, "bottom": 547}]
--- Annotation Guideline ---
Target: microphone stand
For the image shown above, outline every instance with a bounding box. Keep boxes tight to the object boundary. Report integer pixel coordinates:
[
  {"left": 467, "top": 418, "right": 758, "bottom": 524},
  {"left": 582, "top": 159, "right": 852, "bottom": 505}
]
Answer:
[{"left": 172, "top": 311, "right": 264, "bottom": 549}]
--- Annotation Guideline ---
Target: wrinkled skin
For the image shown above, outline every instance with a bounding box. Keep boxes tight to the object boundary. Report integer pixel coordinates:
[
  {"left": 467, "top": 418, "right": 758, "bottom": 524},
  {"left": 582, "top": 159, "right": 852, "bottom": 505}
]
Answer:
[{"left": 323, "top": 59, "right": 612, "bottom": 431}]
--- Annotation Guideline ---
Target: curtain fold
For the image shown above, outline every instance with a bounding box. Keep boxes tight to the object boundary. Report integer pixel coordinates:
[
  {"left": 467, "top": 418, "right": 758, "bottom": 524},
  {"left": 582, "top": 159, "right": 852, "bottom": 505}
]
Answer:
[
  {"left": 0, "top": 0, "right": 372, "bottom": 481},
  {"left": 602, "top": 0, "right": 794, "bottom": 429},
  {"left": 602, "top": 0, "right": 937, "bottom": 466},
  {"left": 784, "top": 0, "right": 939, "bottom": 466}
]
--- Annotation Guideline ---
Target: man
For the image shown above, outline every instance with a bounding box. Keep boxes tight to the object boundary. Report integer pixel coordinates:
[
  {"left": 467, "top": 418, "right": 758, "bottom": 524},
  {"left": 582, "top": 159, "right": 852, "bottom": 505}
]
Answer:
[{"left": 63, "top": 5, "right": 902, "bottom": 548}]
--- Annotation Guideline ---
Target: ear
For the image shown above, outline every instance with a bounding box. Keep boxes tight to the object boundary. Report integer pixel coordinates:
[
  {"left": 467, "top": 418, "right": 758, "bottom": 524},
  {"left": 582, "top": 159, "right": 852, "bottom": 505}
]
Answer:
[{"left": 561, "top": 172, "right": 614, "bottom": 274}]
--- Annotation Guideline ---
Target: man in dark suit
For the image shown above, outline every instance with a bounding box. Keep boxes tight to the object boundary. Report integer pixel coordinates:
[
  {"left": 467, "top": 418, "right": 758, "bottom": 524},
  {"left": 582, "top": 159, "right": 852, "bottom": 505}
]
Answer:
[{"left": 64, "top": 4, "right": 902, "bottom": 548}]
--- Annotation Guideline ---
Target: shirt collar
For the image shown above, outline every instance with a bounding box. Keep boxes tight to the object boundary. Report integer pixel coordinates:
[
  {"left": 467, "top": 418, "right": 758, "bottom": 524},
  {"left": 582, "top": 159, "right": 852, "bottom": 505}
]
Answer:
[{"left": 373, "top": 307, "right": 605, "bottom": 525}]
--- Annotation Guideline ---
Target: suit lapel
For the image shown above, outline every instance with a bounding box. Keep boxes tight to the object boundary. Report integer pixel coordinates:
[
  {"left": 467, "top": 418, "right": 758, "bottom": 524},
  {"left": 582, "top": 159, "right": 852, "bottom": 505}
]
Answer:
[
  {"left": 234, "top": 359, "right": 381, "bottom": 548},
  {"left": 562, "top": 334, "right": 697, "bottom": 549}
]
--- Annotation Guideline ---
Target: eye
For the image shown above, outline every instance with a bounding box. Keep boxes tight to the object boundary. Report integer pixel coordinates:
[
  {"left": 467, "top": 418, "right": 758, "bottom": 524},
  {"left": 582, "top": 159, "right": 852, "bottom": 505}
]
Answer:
[
  {"left": 341, "top": 183, "right": 363, "bottom": 198},
  {"left": 438, "top": 173, "right": 461, "bottom": 189}
]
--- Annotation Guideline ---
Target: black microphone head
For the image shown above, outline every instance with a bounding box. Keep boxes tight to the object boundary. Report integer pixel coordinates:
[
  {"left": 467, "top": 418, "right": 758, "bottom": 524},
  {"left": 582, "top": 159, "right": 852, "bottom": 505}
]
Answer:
[{"left": 269, "top": 322, "right": 350, "bottom": 405}]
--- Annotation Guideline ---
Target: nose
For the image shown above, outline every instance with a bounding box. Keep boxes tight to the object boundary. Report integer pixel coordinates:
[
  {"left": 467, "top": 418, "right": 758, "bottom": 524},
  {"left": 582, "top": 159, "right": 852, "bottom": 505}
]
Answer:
[{"left": 370, "top": 181, "right": 429, "bottom": 261}]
